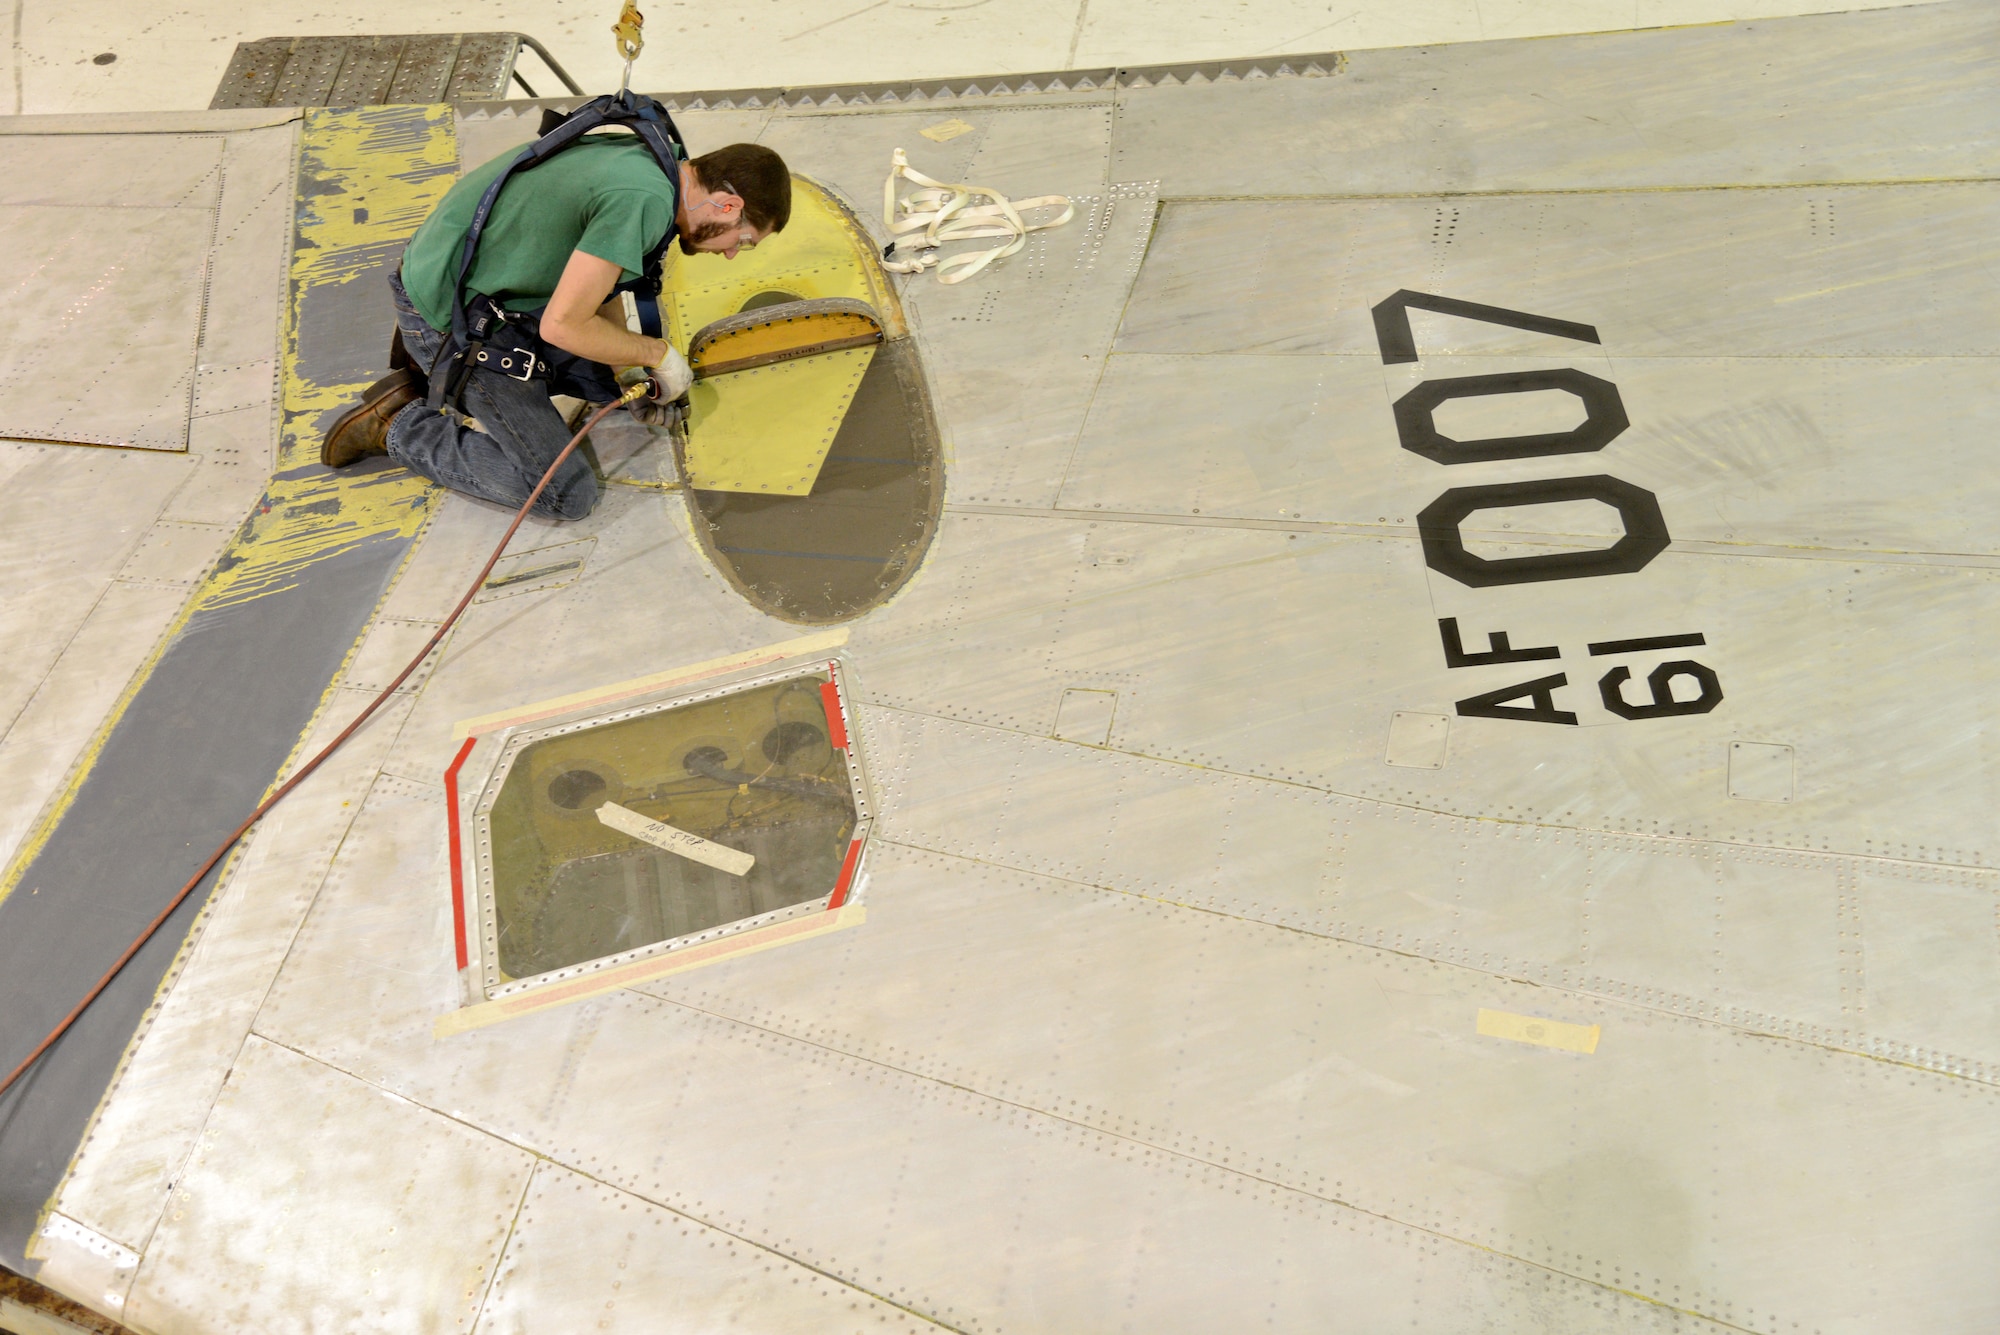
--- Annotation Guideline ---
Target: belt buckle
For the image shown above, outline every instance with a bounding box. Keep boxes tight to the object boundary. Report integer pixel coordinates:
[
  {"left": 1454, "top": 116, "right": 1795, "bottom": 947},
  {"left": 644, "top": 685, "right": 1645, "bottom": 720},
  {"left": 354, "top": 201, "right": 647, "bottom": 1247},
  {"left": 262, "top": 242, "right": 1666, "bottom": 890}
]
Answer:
[{"left": 502, "top": 353, "right": 537, "bottom": 382}]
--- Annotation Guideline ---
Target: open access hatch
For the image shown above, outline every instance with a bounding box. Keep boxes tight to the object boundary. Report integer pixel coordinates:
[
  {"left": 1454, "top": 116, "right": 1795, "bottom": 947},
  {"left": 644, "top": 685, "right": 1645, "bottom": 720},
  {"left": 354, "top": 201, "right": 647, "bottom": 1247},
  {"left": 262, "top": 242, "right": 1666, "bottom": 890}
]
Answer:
[
  {"left": 465, "top": 659, "right": 870, "bottom": 998},
  {"left": 661, "top": 177, "right": 943, "bottom": 625}
]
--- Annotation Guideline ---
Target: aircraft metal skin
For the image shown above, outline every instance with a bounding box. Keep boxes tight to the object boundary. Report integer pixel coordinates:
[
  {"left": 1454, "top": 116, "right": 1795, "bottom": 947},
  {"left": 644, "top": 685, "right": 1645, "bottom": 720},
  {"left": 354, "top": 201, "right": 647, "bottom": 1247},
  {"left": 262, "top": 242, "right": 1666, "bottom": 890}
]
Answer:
[{"left": 0, "top": 4, "right": 1995, "bottom": 1331}]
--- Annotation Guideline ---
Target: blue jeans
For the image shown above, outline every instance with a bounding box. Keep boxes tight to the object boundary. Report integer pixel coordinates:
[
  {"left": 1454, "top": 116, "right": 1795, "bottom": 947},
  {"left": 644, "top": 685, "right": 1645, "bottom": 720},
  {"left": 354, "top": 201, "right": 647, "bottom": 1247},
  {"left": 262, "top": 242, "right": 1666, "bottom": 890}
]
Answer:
[{"left": 385, "top": 270, "right": 610, "bottom": 520}]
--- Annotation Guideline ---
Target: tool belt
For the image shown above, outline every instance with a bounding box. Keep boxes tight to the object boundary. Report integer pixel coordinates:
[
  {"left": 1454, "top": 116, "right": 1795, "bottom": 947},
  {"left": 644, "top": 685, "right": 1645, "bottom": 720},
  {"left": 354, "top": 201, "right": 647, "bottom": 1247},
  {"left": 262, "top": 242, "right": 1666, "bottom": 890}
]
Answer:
[{"left": 411, "top": 290, "right": 626, "bottom": 416}]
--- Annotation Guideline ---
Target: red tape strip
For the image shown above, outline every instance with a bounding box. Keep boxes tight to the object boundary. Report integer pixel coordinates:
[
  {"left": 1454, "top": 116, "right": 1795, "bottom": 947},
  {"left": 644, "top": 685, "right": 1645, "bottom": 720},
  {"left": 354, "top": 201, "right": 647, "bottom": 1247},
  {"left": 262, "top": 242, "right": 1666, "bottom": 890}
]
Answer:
[
  {"left": 443, "top": 736, "right": 477, "bottom": 971},
  {"left": 820, "top": 678, "right": 849, "bottom": 750},
  {"left": 828, "top": 836, "right": 864, "bottom": 910}
]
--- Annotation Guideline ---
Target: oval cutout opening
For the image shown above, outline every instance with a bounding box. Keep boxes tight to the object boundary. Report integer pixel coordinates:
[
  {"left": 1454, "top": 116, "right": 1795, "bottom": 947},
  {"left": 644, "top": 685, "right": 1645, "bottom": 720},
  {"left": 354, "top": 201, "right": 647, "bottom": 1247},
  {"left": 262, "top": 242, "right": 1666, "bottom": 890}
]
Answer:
[
  {"left": 738, "top": 289, "right": 802, "bottom": 311},
  {"left": 687, "top": 337, "right": 940, "bottom": 623},
  {"left": 664, "top": 178, "right": 943, "bottom": 625}
]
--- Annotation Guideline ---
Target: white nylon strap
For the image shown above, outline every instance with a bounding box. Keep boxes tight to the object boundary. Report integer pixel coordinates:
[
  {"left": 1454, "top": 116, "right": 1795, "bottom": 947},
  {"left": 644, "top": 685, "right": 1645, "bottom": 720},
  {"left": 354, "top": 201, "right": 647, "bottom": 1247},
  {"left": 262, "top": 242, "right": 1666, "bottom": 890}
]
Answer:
[{"left": 881, "top": 147, "right": 1076, "bottom": 284}]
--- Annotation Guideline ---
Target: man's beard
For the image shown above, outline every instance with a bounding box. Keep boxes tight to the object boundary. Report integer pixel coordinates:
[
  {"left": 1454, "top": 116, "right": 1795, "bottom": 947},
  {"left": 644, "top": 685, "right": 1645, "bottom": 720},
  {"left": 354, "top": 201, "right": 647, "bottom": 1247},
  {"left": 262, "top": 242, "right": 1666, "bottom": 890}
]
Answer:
[{"left": 678, "top": 217, "right": 735, "bottom": 254}]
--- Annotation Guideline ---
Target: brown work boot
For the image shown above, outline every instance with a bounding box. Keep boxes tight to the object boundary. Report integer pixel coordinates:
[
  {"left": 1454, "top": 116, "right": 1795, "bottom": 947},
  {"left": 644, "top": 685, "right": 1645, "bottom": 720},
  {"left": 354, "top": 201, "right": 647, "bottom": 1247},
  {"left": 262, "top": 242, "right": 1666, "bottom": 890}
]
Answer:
[{"left": 322, "top": 369, "right": 421, "bottom": 467}]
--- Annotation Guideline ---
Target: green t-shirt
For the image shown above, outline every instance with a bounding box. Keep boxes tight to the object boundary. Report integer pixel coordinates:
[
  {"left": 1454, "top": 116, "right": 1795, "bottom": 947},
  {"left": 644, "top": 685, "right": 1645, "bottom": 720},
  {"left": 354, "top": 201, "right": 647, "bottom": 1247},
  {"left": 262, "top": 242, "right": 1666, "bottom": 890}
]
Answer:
[{"left": 401, "top": 135, "right": 679, "bottom": 329}]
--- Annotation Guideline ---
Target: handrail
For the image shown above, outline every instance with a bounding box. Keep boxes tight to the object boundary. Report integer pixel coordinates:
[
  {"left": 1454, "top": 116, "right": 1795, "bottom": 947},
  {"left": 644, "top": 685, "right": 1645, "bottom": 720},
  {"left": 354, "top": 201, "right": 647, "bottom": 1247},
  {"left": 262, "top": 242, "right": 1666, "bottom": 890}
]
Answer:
[{"left": 516, "top": 33, "right": 586, "bottom": 97}]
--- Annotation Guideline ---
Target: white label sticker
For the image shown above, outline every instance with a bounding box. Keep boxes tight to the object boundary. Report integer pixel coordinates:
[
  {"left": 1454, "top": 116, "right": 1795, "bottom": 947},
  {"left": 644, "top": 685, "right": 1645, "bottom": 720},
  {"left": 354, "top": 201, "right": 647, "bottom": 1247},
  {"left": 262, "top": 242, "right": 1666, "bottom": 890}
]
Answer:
[{"left": 595, "top": 802, "right": 755, "bottom": 877}]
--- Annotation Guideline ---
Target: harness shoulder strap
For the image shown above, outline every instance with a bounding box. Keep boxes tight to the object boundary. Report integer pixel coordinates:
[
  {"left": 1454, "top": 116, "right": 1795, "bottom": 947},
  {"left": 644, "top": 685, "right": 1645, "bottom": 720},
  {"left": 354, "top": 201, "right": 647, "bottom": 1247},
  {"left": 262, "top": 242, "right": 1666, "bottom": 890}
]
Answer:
[{"left": 437, "top": 92, "right": 689, "bottom": 407}]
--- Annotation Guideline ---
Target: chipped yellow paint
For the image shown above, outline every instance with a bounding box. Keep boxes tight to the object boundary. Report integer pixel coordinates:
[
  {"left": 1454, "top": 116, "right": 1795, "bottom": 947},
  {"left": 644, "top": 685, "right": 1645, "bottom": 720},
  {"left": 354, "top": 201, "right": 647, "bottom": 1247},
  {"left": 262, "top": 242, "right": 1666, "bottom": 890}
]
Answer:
[
  {"left": 0, "top": 105, "right": 458, "bottom": 910},
  {"left": 919, "top": 118, "right": 975, "bottom": 143},
  {"left": 664, "top": 176, "right": 903, "bottom": 496},
  {"left": 208, "top": 104, "right": 455, "bottom": 610}
]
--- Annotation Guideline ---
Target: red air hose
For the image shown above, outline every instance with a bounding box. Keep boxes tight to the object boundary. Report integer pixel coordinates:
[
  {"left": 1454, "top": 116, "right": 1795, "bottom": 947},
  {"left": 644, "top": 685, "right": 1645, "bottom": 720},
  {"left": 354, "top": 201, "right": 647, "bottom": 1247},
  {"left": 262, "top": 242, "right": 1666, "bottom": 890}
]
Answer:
[{"left": 0, "top": 391, "right": 641, "bottom": 1103}]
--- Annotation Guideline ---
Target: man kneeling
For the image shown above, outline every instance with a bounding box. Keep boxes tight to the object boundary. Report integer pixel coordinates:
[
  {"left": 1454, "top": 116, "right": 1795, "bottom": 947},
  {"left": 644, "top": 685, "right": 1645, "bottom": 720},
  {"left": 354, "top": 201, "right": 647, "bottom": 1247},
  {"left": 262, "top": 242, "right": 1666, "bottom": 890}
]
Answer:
[{"left": 323, "top": 134, "right": 791, "bottom": 520}]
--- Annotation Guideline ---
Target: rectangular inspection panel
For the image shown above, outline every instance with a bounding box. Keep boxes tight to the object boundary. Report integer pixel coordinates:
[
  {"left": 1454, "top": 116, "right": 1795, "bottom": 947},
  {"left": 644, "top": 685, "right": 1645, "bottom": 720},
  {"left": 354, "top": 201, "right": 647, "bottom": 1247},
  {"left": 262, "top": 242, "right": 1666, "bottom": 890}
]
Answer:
[
  {"left": 1383, "top": 710, "right": 1449, "bottom": 769},
  {"left": 0, "top": 206, "right": 210, "bottom": 451},
  {"left": 1052, "top": 688, "right": 1117, "bottom": 745},
  {"left": 468, "top": 662, "right": 870, "bottom": 995},
  {"left": 1729, "top": 741, "right": 1795, "bottom": 802},
  {"left": 0, "top": 132, "right": 227, "bottom": 453}
]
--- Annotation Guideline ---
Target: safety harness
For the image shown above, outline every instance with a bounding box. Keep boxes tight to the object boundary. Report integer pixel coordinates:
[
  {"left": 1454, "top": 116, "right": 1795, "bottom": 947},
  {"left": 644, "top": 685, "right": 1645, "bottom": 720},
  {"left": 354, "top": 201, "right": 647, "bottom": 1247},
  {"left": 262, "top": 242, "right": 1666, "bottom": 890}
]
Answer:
[{"left": 426, "top": 90, "right": 688, "bottom": 413}]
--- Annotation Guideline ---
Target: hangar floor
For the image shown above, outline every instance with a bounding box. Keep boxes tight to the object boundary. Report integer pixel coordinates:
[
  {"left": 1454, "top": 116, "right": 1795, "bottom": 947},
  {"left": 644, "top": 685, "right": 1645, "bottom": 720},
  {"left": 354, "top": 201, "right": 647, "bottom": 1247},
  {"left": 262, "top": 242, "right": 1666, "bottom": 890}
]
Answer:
[{"left": 0, "top": 0, "right": 1918, "bottom": 115}]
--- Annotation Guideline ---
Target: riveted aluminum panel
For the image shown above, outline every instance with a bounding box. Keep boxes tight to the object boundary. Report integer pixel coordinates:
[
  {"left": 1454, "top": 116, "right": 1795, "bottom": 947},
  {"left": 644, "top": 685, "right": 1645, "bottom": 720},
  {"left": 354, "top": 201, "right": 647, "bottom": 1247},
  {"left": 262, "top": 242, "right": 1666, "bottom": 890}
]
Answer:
[
  {"left": 49, "top": 690, "right": 418, "bottom": 1255},
  {"left": 32, "top": 11, "right": 2000, "bottom": 1334},
  {"left": 859, "top": 511, "right": 2000, "bottom": 865},
  {"left": 755, "top": 103, "right": 1150, "bottom": 506},
  {"left": 0, "top": 206, "right": 209, "bottom": 450},
  {"left": 256, "top": 810, "right": 1749, "bottom": 1332},
  {"left": 121, "top": 1037, "right": 533, "bottom": 1335},
  {"left": 1114, "top": 189, "right": 2000, "bottom": 360},
  {"left": 633, "top": 838, "right": 1999, "bottom": 1332},
  {"left": 0, "top": 132, "right": 238, "bottom": 452},
  {"left": 1110, "top": 1, "right": 2000, "bottom": 194},
  {"left": 473, "top": 1163, "right": 938, "bottom": 1334}
]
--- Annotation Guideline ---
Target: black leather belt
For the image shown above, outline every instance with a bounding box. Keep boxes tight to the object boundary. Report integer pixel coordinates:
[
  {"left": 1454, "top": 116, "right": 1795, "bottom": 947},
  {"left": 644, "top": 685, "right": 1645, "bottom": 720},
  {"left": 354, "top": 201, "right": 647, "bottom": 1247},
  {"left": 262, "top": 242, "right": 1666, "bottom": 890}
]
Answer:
[{"left": 473, "top": 344, "right": 548, "bottom": 381}]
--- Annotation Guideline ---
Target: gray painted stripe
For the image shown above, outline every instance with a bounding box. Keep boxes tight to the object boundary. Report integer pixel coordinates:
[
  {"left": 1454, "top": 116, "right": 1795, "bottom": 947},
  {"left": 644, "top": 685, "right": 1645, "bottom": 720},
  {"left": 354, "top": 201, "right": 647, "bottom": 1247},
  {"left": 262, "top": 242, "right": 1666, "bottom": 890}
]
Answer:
[{"left": 0, "top": 535, "right": 409, "bottom": 1269}]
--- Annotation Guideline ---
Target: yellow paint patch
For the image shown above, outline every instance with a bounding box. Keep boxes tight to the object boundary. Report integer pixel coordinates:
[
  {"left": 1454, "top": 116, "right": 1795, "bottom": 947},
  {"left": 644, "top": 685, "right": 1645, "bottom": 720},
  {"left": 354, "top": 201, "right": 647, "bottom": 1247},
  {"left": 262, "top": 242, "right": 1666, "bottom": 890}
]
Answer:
[
  {"left": 663, "top": 177, "right": 900, "bottom": 496},
  {"left": 435, "top": 905, "right": 866, "bottom": 1037},
  {"left": 1476, "top": 1008, "right": 1601, "bottom": 1054},
  {"left": 683, "top": 346, "right": 874, "bottom": 493},
  {"left": 0, "top": 106, "right": 459, "bottom": 910},
  {"left": 451, "top": 627, "right": 849, "bottom": 738}
]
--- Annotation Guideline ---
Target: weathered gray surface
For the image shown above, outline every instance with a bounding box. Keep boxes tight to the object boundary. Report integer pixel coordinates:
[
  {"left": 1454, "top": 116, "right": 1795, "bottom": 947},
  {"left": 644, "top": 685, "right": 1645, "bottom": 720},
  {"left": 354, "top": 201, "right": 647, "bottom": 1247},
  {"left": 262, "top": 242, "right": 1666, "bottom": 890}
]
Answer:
[
  {"left": 0, "top": 113, "right": 400, "bottom": 1277},
  {"left": 16, "top": 5, "right": 2000, "bottom": 1332}
]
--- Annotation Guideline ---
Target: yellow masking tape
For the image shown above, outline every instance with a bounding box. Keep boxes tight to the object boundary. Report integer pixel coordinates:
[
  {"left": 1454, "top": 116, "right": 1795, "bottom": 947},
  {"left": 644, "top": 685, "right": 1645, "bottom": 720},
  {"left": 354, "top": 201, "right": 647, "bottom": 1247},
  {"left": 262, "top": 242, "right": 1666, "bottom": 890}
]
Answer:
[
  {"left": 919, "top": 118, "right": 974, "bottom": 143},
  {"left": 1476, "top": 1008, "right": 1601, "bottom": 1054},
  {"left": 451, "top": 627, "right": 849, "bottom": 738},
  {"left": 435, "top": 904, "right": 866, "bottom": 1038}
]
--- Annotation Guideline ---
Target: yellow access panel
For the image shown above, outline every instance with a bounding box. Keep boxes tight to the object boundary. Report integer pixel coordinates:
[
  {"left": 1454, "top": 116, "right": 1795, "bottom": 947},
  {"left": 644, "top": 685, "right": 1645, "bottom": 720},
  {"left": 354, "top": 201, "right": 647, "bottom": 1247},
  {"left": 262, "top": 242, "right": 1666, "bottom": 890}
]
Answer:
[{"left": 661, "top": 177, "right": 904, "bottom": 495}]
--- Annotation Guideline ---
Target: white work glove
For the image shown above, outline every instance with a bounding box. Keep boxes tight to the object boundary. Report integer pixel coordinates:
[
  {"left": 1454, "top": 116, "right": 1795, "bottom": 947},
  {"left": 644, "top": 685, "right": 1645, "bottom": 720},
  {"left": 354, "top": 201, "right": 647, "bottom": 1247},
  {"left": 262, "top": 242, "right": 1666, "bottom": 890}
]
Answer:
[
  {"left": 617, "top": 341, "right": 693, "bottom": 405},
  {"left": 653, "top": 342, "right": 694, "bottom": 399}
]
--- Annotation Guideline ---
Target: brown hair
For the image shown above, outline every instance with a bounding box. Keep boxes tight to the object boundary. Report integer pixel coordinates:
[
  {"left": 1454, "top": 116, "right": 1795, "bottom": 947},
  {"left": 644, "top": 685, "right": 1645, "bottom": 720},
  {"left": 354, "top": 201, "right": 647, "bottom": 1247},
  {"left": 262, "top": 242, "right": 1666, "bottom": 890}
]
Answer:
[{"left": 690, "top": 143, "right": 792, "bottom": 233}]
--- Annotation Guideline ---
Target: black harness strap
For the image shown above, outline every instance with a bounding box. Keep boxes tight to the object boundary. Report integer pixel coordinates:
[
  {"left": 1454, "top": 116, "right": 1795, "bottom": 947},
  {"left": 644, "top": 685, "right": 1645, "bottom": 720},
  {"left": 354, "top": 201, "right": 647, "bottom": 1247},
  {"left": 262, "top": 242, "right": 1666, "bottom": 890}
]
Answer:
[{"left": 433, "top": 90, "right": 688, "bottom": 412}]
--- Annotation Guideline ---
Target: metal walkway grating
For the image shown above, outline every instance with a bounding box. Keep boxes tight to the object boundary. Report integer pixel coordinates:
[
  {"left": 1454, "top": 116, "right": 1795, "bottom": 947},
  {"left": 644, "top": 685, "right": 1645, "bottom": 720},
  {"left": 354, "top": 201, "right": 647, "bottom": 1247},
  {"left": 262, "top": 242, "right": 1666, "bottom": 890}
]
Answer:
[{"left": 209, "top": 32, "right": 581, "bottom": 109}]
